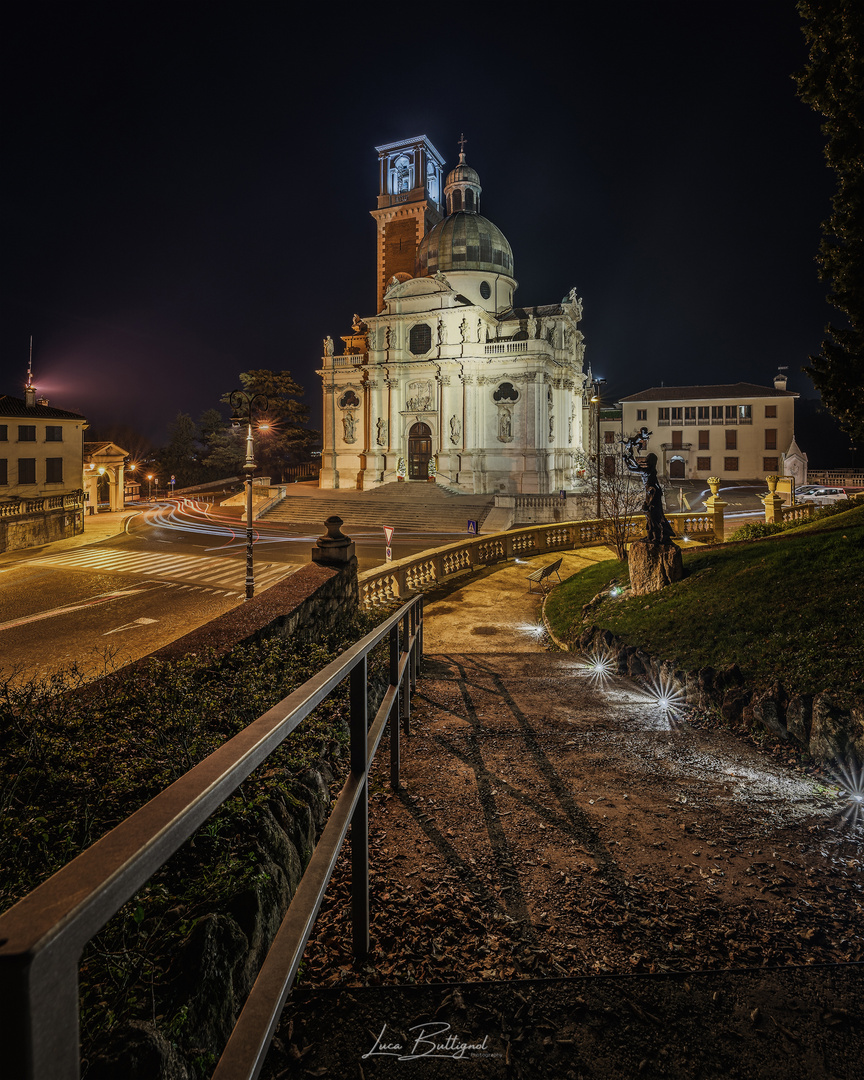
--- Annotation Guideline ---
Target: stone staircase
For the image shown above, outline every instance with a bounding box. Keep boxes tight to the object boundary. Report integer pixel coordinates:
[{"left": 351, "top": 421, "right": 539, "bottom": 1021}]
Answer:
[{"left": 262, "top": 481, "right": 495, "bottom": 533}]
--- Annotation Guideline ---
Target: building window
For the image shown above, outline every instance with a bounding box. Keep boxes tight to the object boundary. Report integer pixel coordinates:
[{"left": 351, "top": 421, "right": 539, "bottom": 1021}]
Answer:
[
  {"left": 636, "top": 409, "right": 647, "bottom": 421},
  {"left": 697, "top": 456, "right": 711, "bottom": 471},
  {"left": 671, "top": 407, "right": 683, "bottom": 421},
  {"left": 765, "top": 405, "right": 777, "bottom": 418},
  {"left": 738, "top": 404, "right": 752, "bottom": 424},
  {"left": 724, "top": 457, "right": 739, "bottom": 472},
  {"left": 0, "top": 459, "right": 6, "bottom": 484},
  {"left": 45, "top": 426, "right": 63, "bottom": 442},
  {"left": 697, "top": 406, "right": 710, "bottom": 421},
  {"left": 18, "top": 458, "right": 36, "bottom": 484},
  {"left": 0, "top": 425, "right": 7, "bottom": 441},
  {"left": 603, "top": 455, "right": 616, "bottom": 477},
  {"left": 765, "top": 428, "right": 777, "bottom": 450},
  {"left": 658, "top": 407, "right": 670, "bottom": 423},
  {"left": 725, "top": 405, "right": 737, "bottom": 422},
  {"left": 684, "top": 407, "right": 696, "bottom": 422},
  {"left": 711, "top": 406, "right": 723, "bottom": 422},
  {"left": 725, "top": 430, "right": 737, "bottom": 450},
  {"left": 698, "top": 430, "right": 710, "bottom": 450},
  {"left": 339, "top": 390, "right": 360, "bottom": 408},
  {"left": 18, "top": 425, "right": 36, "bottom": 442},
  {"left": 409, "top": 323, "right": 432, "bottom": 354},
  {"left": 604, "top": 430, "right": 615, "bottom": 444},
  {"left": 671, "top": 430, "right": 683, "bottom": 449},
  {"left": 493, "top": 382, "right": 519, "bottom": 402},
  {"left": 763, "top": 457, "right": 779, "bottom": 472},
  {"left": 46, "top": 458, "right": 63, "bottom": 483}
]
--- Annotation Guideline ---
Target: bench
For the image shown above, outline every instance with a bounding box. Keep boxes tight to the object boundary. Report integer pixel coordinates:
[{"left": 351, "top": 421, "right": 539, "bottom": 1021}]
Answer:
[{"left": 527, "top": 556, "right": 563, "bottom": 593}]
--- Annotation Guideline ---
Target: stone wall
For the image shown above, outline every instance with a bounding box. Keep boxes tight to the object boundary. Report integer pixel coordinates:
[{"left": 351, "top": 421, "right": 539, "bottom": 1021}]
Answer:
[
  {"left": 578, "top": 624, "right": 864, "bottom": 767},
  {"left": 0, "top": 502, "right": 83, "bottom": 553}
]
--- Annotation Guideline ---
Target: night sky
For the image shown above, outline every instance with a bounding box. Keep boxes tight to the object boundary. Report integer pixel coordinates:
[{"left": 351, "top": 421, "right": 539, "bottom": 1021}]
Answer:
[{"left": 2, "top": 2, "right": 844, "bottom": 460}]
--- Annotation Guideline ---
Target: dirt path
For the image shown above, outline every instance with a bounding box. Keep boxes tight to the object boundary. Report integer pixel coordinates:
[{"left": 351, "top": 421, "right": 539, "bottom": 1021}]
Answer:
[{"left": 263, "top": 554, "right": 864, "bottom": 1078}]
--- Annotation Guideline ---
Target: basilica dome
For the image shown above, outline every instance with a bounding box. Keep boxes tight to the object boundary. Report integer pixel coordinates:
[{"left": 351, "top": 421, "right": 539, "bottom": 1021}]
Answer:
[{"left": 416, "top": 212, "right": 514, "bottom": 277}]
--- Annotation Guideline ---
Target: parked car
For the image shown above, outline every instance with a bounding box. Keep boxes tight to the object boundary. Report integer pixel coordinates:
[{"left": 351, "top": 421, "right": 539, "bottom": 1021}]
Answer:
[
  {"left": 797, "top": 487, "right": 850, "bottom": 506},
  {"left": 794, "top": 485, "right": 820, "bottom": 497}
]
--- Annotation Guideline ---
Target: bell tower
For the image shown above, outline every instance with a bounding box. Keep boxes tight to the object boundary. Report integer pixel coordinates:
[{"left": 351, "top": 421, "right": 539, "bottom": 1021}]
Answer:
[{"left": 371, "top": 135, "right": 445, "bottom": 311}]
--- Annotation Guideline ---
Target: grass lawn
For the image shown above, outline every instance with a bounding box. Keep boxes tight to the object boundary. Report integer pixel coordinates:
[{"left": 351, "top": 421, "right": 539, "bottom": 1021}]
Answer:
[{"left": 546, "top": 502, "right": 864, "bottom": 705}]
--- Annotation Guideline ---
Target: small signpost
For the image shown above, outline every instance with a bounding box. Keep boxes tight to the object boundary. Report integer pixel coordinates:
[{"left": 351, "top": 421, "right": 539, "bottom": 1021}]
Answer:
[
  {"left": 467, "top": 520, "right": 477, "bottom": 535},
  {"left": 383, "top": 525, "right": 394, "bottom": 561}
]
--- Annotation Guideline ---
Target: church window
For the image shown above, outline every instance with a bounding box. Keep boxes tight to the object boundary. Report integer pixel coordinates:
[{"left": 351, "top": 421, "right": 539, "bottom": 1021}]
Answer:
[
  {"left": 493, "top": 382, "right": 519, "bottom": 403},
  {"left": 339, "top": 390, "right": 360, "bottom": 408},
  {"left": 452, "top": 190, "right": 463, "bottom": 212},
  {"left": 479, "top": 281, "right": 491, "bottom": 299},
  {"left": 409, "top": 324, "right": 432, "bottom": 354},
  {"left": 465, "top": 189, "right": 475, "bottom": 211}
]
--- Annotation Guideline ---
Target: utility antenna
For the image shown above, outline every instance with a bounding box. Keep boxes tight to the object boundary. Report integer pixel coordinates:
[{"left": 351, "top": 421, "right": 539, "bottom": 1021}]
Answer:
[{"left": 27, "top": 336, "right": 34, "bottom": 389}]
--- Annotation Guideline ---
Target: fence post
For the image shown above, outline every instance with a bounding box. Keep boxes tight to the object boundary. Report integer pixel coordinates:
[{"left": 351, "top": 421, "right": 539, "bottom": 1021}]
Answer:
[
  {"left": 401, "top": 610, "right": 411, "bottom": 733},
  {"left": 349, "top": 656, "right": 369, "bottom": 961}
]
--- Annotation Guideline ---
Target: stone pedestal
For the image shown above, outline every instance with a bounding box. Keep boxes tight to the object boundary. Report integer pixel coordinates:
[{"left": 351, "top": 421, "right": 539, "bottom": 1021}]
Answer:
[
  {"left": 628, "top": 538, "right": 683, "bottom": 595},
  {"left": 312, "top": 515, "right": 357, "bottom": 567}
]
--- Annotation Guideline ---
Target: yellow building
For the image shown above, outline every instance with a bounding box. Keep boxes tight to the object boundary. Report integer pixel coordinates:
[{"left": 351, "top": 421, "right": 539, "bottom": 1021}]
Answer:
[
  {"left": 0, "top": 386, "right": 87, "bottom": 499},
  {"left": 618, "top": 375, "right": 803, "bottom": 483}
]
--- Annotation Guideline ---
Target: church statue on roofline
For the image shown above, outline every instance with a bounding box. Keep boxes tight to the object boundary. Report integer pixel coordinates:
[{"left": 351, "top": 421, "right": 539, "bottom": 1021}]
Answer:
[{"left": 317, "top": 134, "right": 591, "bottom": 493}]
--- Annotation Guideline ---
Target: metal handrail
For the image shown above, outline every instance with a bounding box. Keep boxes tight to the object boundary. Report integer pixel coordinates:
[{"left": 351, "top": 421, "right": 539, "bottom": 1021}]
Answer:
[{"left": 0, "top": 594, "right": 423, "bottom": 1080}]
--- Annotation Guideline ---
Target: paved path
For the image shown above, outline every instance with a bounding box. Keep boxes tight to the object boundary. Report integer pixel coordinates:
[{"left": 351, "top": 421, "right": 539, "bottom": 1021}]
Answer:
[{"left": 266, "top": 551, "right": 861, "bottom": 1079}]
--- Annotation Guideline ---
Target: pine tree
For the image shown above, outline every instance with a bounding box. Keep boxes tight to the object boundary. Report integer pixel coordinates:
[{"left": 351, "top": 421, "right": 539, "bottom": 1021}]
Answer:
[
  {"left": 795, "top": 1, "right": 864, "bottom": 445},
  {"left": 223, "top": 370, "right": 318, "bottom": 482}
]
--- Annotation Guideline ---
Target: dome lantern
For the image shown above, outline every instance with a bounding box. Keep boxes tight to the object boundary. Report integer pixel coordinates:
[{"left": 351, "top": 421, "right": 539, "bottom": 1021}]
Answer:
[{"left": 444, "top": 133, "right": 482, "bottom": 214}]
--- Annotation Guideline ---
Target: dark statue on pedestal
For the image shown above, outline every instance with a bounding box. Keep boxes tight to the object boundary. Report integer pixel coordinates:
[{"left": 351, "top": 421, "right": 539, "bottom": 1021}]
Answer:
[
  {"left": 622, "top": 429, "right": 674, "bottom": 544},
  {"left": 621, "top": 429, "right": 682, "bottom": 595}
]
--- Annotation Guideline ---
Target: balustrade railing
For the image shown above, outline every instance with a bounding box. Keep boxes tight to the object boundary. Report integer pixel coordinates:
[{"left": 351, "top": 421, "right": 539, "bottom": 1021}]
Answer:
[
  {"left": 0, "top": 489, "right": 84, "bottom": 518},
  {"left": 0, "top": 596, "right": 423, "bottom": 1080},
  {"left": 357, "top": 513, "right": 716, "bottom": 607}
]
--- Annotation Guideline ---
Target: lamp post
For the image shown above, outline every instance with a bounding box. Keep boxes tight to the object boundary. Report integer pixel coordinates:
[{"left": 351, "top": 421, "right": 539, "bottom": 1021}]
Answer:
[
  {"left": 590, "top": 378, "right": 607, "bottom": 519},
  {"left": 146, "top": 474, "right": 154, "bottom": 501},
  {"left": 230, "top": 390, "right": 269, "bottom": 601}
]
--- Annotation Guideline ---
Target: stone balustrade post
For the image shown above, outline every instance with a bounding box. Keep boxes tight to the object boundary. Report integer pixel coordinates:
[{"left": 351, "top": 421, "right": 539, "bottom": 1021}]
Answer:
[
  {"left": 704, "top": 476, "right": 728, "bottom": 542},
  {"left": 762, "top": 475, "right": 784, "bottom": 525}
]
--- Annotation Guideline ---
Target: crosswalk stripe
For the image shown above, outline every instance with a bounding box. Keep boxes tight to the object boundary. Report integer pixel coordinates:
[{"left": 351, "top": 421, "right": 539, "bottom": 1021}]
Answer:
[{"left": 31, "top": 548, "right": 296, "bottom": 589}]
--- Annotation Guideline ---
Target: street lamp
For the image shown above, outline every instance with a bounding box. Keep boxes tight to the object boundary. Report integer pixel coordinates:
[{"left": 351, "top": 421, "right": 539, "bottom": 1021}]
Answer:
[
  {"left": 590, "top": 378, "right": 607, "bottom": 519},
  {"left": 230, "top": 390, "right": 269, "bottom": 601},
  {"left": 146, "top": 474, "right": 154, "bottom": 501}
]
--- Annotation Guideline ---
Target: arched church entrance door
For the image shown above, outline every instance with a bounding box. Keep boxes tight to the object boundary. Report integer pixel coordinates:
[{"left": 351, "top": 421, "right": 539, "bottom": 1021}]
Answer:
[
  {"left": 669, "top": 457, "right": 685, "bottom": 479},
  {"left": 408, "top": 422, "right": 432, "bottom": 479}
]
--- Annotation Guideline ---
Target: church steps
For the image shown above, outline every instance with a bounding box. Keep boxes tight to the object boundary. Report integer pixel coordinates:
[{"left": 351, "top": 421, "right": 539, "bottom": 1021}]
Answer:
[{"left": 261, "top": 488, "right": 494, "bottom": 533}]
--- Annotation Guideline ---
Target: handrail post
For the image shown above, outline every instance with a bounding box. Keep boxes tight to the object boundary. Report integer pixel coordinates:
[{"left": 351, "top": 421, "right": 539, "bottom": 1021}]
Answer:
[
  {"left": 349, "top": 656, "right": 369, "bottom": 961},
  {"left": 401, "top": 610, "right": 411, "bottom": 734},
  {"left": 1, "top": 945, "right": 81, "bottom": 1080},
  {"left": 409, "top": 603, "right": 418, "bottom": 693},
  {"left": 389, "top": 623, "right": 400, "bottom": 789}
]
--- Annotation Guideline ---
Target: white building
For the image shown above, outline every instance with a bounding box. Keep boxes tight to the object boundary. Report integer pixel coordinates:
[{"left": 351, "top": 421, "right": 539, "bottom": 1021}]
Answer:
[
  {"left": 618, "top": 375, "right": 805, "bottom": 483},
  {"left": 318, "top": 135, "right": 590, "bottom": 493}
]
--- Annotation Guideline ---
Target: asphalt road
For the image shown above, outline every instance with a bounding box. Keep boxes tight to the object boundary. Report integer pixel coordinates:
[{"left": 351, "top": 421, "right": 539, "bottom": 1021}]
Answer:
[{"left": 0, "top": 500, "right": 480, "bottom": 683}]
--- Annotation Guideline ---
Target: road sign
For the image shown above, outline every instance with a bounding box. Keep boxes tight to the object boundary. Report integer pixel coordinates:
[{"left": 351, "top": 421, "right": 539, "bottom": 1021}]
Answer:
[
  {"left": 467, "top": 520, "right": 477, "bottom": 535},
  {"left": 385, "top": 546, "right": 393, "bottom": 562},
  {"left": 383, "top": 525, "right": 394, "bottom": 545}
]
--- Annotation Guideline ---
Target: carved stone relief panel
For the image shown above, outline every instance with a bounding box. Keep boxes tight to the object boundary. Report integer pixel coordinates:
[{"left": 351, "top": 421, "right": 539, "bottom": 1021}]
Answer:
[{"left": 405, "top": 380, "right": 434, "bottom": 411}]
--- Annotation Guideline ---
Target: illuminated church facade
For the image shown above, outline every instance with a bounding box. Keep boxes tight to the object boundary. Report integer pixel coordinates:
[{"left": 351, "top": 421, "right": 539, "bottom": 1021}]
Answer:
[{"left": 317, "top": 135, "right": 590, "bottom": 493}]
